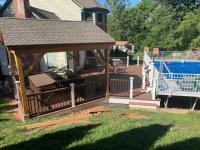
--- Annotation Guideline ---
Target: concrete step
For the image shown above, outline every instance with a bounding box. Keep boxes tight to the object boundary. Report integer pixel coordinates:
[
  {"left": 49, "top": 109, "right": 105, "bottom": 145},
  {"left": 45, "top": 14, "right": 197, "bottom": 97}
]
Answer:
[{"left": 129, "top": 99, "right": 160, "bottom": 109}]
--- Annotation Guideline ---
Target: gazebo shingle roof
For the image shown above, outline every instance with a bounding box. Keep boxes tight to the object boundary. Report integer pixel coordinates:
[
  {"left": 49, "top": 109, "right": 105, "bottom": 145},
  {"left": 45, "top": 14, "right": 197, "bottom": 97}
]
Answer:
[{"left": 0, "top": 18, "right": 115, "bottom": 47}]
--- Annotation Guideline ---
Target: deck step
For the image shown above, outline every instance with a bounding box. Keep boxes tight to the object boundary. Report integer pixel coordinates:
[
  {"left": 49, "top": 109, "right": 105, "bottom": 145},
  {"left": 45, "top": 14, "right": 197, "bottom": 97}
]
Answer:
[{"left": 129, "top": 99, "right": 160, "bottom": 109}]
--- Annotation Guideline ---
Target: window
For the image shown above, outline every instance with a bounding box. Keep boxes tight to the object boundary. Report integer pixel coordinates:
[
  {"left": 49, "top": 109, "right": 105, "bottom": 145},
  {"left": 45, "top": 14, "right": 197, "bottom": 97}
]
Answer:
[
  {"left": 84, "top": 13, "right": 93, "bottom": 21},
  {"left": 97, "top": 13, "right": 103, "bottom": 23}
]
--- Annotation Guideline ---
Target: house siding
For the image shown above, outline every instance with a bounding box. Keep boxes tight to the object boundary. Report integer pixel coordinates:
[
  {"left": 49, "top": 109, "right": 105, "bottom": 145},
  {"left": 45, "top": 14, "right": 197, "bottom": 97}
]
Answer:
[
  {"left": 0, "top": 45, "right": 9, "bottom": 76},
  {"left": 29, "top": 0, "right": 82, "bottom": 21}
]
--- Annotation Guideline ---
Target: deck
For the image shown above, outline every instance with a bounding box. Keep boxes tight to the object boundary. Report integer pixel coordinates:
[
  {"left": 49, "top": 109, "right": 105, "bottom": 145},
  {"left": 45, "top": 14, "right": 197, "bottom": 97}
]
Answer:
[{"left": 110, "top": 65, "right": 152, "bottom": 100}]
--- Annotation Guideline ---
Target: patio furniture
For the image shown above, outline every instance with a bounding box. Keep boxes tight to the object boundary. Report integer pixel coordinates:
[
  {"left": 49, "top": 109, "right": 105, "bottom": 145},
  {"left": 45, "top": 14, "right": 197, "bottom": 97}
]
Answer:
[
  {"left": 28, "top": 73, "right": 56, "bottom": 93},
  {"left": 28, "top": 73, "right": 58, "bottom": 108},
  {"left": 112, "top": 59, "right": 126, "bottom": 73},
  {"left": 109, "top": 64, "right": 114, "bottom": 73}
]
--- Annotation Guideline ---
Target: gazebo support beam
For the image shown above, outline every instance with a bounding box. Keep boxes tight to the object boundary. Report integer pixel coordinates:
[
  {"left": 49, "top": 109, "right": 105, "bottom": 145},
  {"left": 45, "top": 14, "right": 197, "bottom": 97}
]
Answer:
[
  {"left": 91, "top": 50, "right": 105, "bottom": 66},
  {"left": 25, "top": 52, "right": 45, "bottom": 75},
  {"left": 105, "top": 49, "right": 110, "bottom": 98},
  {"left": 97, "top": 49, "right": 105, "bottom": 61},
  {"left": 10, "top": 43, "right": 113, "bottom": 53},
  {"left": 73, "top": 50, "right": 78, "bottom": 72},
  {"left": 13, "top": 51, "right": 30, "bottom": 120}
]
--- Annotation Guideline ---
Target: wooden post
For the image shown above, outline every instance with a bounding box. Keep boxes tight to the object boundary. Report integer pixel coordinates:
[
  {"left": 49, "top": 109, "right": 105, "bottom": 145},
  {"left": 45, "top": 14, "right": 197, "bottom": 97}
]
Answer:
[
  {"left": 127, "top": 55, "right": 129, "bottom": 67},
  {"left": 142, "top": 65, "right": 146, "bottom": 90},
  {"left": 137, "top": 56, "right": 140, "bottom": 66},
  {"left": 105, "top": 49, "right": 110, "bottom": 98},
  {"left": 73, "top": 50, "right": 78, "bottom": 72},
  {"left": 13, "top": 51, "right": 29, "bottom": 120},
  {"left": 70, "top": 83, "right": 75, "bottom": 107},
  {"left": 130, "top": 77, "right": 134, "bottom": 99}
]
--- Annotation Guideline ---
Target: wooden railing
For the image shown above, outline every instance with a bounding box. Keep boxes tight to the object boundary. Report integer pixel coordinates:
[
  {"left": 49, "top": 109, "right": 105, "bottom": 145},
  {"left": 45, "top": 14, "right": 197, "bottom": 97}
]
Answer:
[
  {"left": 27, "top": 87, "right": 71, "bottom": 117},
  {"left": 75, "top": 84, "right": 86, "bottom": 104},
  {"left": 110, "top": 79, "right": 130, "bottom": 97},
  {"left": 26, "top": 75, "right": 106, "bottom": 118},
  {"left": 84, "top": 75, "right": 106, "bottom": 100}
]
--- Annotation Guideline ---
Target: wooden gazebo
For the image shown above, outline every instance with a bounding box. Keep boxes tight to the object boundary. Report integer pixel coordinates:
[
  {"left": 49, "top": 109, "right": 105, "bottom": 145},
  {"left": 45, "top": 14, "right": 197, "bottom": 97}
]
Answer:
[{"left": 0, "top": 18, "right": 115, "bottom": 121}]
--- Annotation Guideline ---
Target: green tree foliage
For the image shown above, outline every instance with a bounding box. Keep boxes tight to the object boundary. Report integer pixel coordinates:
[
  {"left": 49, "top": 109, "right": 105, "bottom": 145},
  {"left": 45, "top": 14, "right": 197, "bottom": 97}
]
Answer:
[
  {"left": 107, "top": 0, "right": 200, "bottom": 51},
  {"left": 105, "top": 0, "right": 131, "bottom": 40}
]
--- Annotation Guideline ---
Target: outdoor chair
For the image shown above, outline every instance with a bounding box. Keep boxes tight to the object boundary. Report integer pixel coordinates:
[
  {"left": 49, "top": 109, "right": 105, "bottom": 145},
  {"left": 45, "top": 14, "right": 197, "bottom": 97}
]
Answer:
[
  {"left": 118, "top": 59, "right": 127, "bottom": 73},
  {"left": 109, "top": 65, "right": 114, "bottom": 72}
]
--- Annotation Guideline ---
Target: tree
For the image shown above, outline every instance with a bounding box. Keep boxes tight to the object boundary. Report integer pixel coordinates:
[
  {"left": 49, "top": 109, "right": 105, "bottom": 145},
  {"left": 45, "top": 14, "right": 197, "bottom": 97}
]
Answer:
[
  {"left": 105, "top": 0, "right": 131, "bottom": 40},
  {"left": 173, "top": 9, "right": 200, "bottom": 50},
  {"left": 157, "top": 0, "right": 200, "bottom": 11},
  {"left": 106, "top": 0, "right": 200, "bottom": 51}
]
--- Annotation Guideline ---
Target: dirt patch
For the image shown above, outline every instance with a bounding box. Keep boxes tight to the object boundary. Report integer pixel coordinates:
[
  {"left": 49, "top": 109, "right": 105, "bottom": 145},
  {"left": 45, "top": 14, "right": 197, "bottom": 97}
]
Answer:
[
  {"left": 157, "top": 108, "right": 193, "bottom": 115},
  {"left": 20, "top": 114, "right": 91, "bottom": 131},
  {"left": 122, "top": 112, "right": 150, "bottom": 120},
  {"left": 20, "top": 105, "right": 108, "bottom": 130}
]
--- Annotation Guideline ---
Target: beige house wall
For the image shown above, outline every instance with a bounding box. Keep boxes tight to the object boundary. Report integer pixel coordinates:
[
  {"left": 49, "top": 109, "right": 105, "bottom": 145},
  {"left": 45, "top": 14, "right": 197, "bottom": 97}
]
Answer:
[{"left": 29, "top": 0, "right": 82, "bottom": 21}]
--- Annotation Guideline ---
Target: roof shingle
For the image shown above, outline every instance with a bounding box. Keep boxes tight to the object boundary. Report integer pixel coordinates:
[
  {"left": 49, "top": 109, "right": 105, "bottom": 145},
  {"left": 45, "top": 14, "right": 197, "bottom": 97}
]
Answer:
[
  {"left": 73, "top": 0, "right": 103, "bottom": 8},
  {"left": 0, "top": 18, "right": 115, "bottom": 47}
]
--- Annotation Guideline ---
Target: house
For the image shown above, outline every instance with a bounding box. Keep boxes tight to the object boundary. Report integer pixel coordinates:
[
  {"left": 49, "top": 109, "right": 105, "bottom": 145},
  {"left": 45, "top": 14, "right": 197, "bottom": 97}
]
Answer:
[{"left": 0, "top": 0, "right": 109, "bottom": 77}]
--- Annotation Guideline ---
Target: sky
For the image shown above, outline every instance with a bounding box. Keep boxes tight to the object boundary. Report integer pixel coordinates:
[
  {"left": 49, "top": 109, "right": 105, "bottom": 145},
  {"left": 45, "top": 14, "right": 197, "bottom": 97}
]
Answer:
[
  {"left": 98, "top": 0, "right": 141, "bottom": 6},
  {"left": 0, "top": 0, "right": 5, "bottom": 5},
  {"left": 0, "top": 0, "right": 141, "bottom": 6}
]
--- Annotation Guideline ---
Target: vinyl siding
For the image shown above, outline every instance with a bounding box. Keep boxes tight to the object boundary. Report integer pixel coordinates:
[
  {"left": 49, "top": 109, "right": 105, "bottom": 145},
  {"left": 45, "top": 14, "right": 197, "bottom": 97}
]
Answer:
[{"left": 29, "top": 0, "right": 82, "bottom": 21}]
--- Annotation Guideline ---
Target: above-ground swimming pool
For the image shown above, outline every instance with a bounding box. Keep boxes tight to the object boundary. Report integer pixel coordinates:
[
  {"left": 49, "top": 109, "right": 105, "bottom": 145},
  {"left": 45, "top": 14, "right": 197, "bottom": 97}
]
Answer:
[{"left": 154, "top": 61, "right": 200, "bottom": 74}]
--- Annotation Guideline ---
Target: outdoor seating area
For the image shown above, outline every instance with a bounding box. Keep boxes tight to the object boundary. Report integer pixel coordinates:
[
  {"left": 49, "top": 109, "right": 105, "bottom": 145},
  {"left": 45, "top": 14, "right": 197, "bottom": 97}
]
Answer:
[{"left": 0, "top": 18, "right": 115, "bottom": 120}]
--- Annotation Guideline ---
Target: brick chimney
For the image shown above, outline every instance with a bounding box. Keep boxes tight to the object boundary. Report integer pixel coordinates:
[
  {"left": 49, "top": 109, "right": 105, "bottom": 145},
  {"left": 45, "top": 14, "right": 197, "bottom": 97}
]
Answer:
[{"left": 12, "top": 0, "right": 30, "bottom": 18}]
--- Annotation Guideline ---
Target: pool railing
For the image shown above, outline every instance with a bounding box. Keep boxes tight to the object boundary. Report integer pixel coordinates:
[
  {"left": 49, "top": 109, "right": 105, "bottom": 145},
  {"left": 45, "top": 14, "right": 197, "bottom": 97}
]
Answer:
[
  {"left": 143, "top": 51, "right": 200, "bottom": 99},
  {"left": 157, "top": 73, "right": 200, "bottom": 97}
]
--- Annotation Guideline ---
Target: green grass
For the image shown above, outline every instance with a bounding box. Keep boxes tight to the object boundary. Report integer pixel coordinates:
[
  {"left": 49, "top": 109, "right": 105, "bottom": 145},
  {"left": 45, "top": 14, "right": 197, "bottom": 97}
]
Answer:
[{"left": 0, "top": 100, "right": 200, "bottom": 150}]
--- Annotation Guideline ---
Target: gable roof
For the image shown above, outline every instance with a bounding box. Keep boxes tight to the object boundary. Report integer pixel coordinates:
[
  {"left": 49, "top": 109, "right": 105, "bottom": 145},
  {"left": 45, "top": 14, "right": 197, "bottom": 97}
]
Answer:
[
  {"left": 0, "top": 18, "right": 115, "bottom": 48},
  {"left": 73, "top": 0, "right": 103, "bottom": 8},
  {"left": 30, "top": 6, "right": 60, "bottom": 20}
]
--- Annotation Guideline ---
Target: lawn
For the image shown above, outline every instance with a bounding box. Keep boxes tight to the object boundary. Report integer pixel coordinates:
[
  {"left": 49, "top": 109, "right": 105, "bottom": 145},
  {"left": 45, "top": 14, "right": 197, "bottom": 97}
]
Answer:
[{"left": 0, "top": 99, "right": 200, "bottom": 150}]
